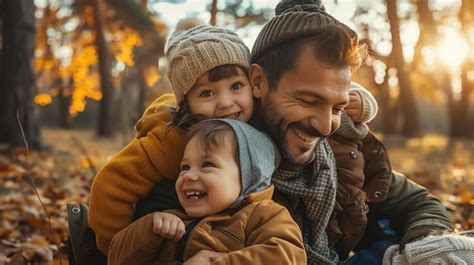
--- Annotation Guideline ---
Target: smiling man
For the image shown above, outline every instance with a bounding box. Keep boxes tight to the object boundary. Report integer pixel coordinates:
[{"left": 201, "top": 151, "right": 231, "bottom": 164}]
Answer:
[
  {"left": 249, "top": 0, "right": 452, "bottom": 264},
  {"left": 251, "top": 42, "right": 353, "bottom": 167}
]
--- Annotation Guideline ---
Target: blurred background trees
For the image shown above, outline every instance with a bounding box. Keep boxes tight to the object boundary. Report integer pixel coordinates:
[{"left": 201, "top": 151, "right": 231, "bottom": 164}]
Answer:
[
  {"left": 352, "top": 0, "right": 474, "bottom": 138},
  {"left": 0, "top": 0, "right": 41, "bottom": 149},
  {"left": 1, "top": 0, "right": 473, "bottom": 149}
]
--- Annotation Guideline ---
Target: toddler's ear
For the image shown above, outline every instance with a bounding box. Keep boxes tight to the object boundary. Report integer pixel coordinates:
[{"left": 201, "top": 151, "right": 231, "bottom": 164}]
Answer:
[{"left": 248, "top": 64, "right": 268, "bottom": 98}]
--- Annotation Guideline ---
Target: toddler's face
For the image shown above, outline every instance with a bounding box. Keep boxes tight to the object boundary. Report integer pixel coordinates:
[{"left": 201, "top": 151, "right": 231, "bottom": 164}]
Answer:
[
  {"left": 185, "top": 67, "right": 253, "bottom": 122},
  {"left": 176, "top": 134, "right": 241, "bottom": 217}
]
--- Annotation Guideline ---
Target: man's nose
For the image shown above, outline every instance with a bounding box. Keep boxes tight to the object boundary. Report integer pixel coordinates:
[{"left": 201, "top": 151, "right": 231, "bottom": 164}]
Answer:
[{"left": 309, "top": 111, "right": 333, "bottom": 137}]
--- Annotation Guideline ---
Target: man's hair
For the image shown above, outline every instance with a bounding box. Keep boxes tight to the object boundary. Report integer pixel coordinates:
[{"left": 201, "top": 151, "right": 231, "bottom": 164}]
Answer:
[
  {"left": 169, "top": 64, "right": 246, "bottom": 129},
  {"left": 183, "top": 120, "right": 239, "bottom": 162},
  {"left": 252, "top": 24, "right": 367, "bottom": 90}
]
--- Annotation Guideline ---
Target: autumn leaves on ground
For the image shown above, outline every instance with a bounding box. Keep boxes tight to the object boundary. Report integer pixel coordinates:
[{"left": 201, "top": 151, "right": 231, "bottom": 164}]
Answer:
[{"left": 0, "top": 129, "right": 472, "bottom": 264}]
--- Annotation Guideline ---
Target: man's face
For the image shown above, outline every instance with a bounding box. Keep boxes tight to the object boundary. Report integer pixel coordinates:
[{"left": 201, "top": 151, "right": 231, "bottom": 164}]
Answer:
[{"left": 250, "top": 43, "right": 351, "bottom": 168}]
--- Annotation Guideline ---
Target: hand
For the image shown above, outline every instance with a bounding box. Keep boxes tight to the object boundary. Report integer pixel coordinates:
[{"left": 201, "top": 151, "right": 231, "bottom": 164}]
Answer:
[
  {"left": 152, "top": 212, "right": 185, "bottom": 241},
  {"left": 345, "top": 91, "right": 363, "bottom": 121},
  {"left": 183, "top": 250, "right": 226, "bottom": 265}
]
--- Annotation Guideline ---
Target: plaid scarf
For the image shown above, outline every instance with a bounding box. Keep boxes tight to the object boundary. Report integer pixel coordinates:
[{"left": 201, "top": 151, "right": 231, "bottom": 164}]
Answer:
[{"left": 272, "top": 139, "right": 339, "bottom": 264}]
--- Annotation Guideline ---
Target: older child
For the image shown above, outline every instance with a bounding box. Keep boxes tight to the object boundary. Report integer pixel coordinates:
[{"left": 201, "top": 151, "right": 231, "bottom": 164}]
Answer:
[
  {"left": 88, "top": 22, "right": 253, "bottom": 254},
  {"left": 107, "top": 119, "right": 306, "bottom": 264}
]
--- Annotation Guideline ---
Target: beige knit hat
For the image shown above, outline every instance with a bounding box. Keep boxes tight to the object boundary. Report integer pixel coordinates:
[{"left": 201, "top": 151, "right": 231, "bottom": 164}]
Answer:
[
  {"left": 166, "top": 22, "right": 250, "bottom": 104},
  {"left": 251, "top": 0, "right": 356, "bottom": 60}
]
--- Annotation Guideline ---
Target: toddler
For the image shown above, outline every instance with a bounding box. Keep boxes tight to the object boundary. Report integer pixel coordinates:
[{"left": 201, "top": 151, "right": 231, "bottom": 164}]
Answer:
[{"left": 107, "top": 119, "right": 306, "bottom": 264}]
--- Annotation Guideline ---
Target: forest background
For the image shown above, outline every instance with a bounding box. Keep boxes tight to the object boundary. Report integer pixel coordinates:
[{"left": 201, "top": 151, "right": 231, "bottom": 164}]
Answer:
[{"left": 0, "top": 0, "right": 473, "bottom": 264}]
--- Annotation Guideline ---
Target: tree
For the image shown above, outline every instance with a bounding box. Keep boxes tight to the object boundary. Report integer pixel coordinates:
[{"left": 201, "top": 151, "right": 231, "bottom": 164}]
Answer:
[
  {"left": 210, "top": 0, "right": 218, "bottom": 25},
  {"left": 387, "top": 0, "right": 419, "bottom": 136},
  {"left": 411, "top": 0, "right": 473, "bottom": 138},
  {"left": 457, "top": 0, "right": 474, "bottom": 137},
  {"left": 351, "top": 4, "right": 398, "bottom": 134},
  {"left": 31, "top": 0, "right": 166, "bottom": 134},
  {"left": 91, "top": 0, "right": 115, "bottom": 137},
  {"left": 0, "top": 0, "right": 41, "bottom": 149}
]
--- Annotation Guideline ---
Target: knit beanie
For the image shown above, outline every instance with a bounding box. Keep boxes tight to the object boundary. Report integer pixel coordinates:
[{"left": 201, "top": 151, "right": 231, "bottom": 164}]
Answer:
[
  {"left": 208, "top": 119, "right": 281, "bottom": 204},
  {"left": 251, "top": 0, "right": 356, "bottom": 60},
  {"left": 349, "top": 82, "right": 379, "bottom": 123},
  {"left": 166, "top": 21, "right": 250, "bottom": 104},
  {"left": 335, "top": 113, "right": 369, "bottom": 141},
  {"left": 334, "top": 82, "right": 378, "bottom": 140},
  {"left": 383, "top": 234, "right": 474, "bottom": 265}
]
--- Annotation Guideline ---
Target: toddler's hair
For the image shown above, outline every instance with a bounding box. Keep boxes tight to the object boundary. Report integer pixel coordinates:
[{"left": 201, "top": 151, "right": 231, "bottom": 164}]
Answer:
[{"left": 182, "top": 120, "right": 239, "bottom": 163}]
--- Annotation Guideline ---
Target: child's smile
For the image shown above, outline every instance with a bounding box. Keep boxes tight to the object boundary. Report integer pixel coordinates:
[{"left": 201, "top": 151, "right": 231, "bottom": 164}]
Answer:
[
  {"left": 176, "top": 133, "right": 241, "bottom": 217},
  {"left": 186, "top": 67, "right": 254, "bottom": 123},
  {"left": 219, "top": 111, "right": 241, "bottom": 119},
  {"left": 184, "top": 190, "right": 207, "bottom": 200}
]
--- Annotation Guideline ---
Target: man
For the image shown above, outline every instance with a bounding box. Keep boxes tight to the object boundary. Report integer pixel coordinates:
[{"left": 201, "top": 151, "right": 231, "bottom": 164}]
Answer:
[{"left": 247, "top": 0, "right": 452, "bottom": 264}]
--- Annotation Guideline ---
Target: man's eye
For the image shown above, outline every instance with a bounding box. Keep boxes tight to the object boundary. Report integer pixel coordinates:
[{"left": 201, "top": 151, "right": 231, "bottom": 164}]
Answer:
[
  {"left": 333, "top": 107, "right": 344, "bottom": 115},
  {"left": 200, "top": 90, "right": 214, "bottom": 97},
  {"left": 231, "top": 82, "right": 243, "bottom": 90},
  {"left": 299, "top": 98, "right": 314, "bottom": 105},
  {"left": 202, "top": 161, "right": 215, "bottom": 168},
  {"left": 180, "top": 164, "right": 190, "bottom": 171}
]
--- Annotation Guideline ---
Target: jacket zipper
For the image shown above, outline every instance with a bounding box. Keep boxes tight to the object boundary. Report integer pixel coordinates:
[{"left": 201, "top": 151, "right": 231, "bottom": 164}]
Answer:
[{"left": 219, "top": 229, "right": 243, "bottom": 247}]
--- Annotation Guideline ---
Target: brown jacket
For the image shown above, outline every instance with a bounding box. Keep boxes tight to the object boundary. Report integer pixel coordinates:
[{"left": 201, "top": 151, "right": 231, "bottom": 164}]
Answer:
[
  {"left": 108, "top": 186, "right": 306, "bottom": 265},
  {"left": 325, "top": 133, "right": 452, "bottom": 259}
]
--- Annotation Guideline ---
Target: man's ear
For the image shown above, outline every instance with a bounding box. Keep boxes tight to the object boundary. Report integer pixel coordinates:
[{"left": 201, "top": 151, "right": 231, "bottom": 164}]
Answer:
[{"left": 249, "top": 63, "right": 268, "bottom": 99}]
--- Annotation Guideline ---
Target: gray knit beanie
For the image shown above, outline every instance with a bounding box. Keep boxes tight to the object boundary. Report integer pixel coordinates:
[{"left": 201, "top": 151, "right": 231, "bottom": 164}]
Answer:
[
  {"left": 251, "top": 0, "right": 356, "bottom": 60},
  {"left": 166, "top": 22, "right": 250, "bottom": 104}
]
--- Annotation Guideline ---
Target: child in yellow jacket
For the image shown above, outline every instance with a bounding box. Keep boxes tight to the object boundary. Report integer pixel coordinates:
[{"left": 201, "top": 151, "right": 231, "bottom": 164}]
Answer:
[
  {"left": 89, "top": 21, "right": 255, "bottom": 254},
  {"left": 107, "top": 119, "right": 306, "bottom": 264}
]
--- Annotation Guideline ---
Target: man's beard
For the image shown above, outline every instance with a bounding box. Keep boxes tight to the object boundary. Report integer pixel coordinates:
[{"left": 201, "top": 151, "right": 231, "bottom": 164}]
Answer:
[{"left": 258, "top": 96, "right": 324, "bottom": 168}]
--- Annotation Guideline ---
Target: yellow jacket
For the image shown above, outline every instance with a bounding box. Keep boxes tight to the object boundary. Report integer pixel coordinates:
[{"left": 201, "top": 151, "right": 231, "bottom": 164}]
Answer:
[
  {"left": 108, "top": 186, "right": 306, "bottom": 265},
  {"left": 88, "top": 94, "right": 185, "bottom": 254}
]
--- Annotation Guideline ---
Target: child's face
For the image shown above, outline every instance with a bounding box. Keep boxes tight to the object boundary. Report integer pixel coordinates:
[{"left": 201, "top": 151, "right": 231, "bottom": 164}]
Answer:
[
  {"left": 186, "top": 67, "right": 253, "bottom": 122},
  {"left": 176, "top": 134, "right": 241, "bottom": 217}
]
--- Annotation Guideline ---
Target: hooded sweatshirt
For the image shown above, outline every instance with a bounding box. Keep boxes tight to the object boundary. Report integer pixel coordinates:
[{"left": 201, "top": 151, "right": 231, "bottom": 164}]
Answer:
[{"left": 107, "top": 119, "right": 306, "bottom": 265}]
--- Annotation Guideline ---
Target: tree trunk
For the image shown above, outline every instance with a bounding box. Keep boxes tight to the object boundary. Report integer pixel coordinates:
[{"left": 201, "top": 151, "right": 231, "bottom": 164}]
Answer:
[
  {"left": 91, "top": 0, "right": 115, "bottom": 137},
  {"left": 380, "top": 67, "right": 397, "bottom": 134},
  {"left": 456, "top": 0, "right": 474, "bottom": 138},
  {"left": 386, "top": 0, "right": 419, "bottom": 136},
  {"left": 210, "top": 0, "right": 218, "bottom": 26},
  {"left": 454, "top": 64, "right": 472, "bottom": 138},
  {"left": 0, "top": 0, "right": 41, "bottom": 149},
  {"left": 135, "top": 0, "right": 150, "bottom": 118},
  {"left": 137, "top": 63, "right": 148, "bottom": 120},
  {"left": 413, "top": 0, "right": 437, "bottom": 71},
  {"left": 57, "top": 77, "right": 72, "bottom": 129}
]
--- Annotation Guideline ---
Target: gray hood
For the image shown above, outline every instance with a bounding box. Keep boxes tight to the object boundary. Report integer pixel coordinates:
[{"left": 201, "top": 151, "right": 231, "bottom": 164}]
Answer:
[{"left": 216, "top": 119, "right": 280, "bottom": 203}]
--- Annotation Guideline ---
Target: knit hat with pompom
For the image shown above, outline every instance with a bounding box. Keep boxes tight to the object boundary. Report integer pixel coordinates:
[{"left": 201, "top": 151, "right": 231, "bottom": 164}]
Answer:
[{"left": 251, "top": 0, "right": 356, "bottom": 60}]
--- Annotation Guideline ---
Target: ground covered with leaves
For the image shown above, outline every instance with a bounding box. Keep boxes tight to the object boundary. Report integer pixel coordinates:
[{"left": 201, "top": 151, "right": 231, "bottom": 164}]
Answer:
[{"left": 0, "top": 130, "right": 473, "bottom": 264}]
